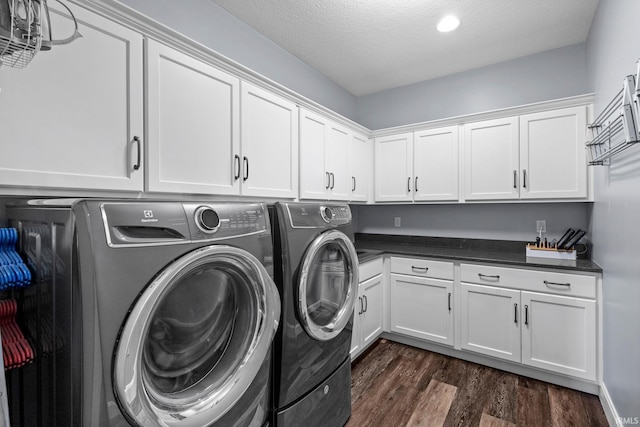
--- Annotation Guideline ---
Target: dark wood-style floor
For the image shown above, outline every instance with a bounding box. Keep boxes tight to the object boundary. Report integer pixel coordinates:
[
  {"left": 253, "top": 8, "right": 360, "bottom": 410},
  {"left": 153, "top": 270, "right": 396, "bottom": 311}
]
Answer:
[{"left": 347, "top": 339, "right": 609, "bottom": 427}]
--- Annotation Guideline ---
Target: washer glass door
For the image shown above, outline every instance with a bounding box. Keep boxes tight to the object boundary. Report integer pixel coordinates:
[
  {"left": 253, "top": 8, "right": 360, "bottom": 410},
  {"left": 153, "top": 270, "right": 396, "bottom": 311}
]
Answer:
[
  {"left": 298, "top": 230, "right": 359, "bottom": 341},
  {"left": 114, "top": 245, "right": 280, "bottom": 427}
]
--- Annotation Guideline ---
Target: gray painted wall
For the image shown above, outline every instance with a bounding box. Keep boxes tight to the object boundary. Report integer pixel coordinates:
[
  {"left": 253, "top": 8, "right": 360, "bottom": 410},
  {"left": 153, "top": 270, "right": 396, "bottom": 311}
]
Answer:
[
  {"left": 353, "top": 203, "right": 590, "bottom": 243},
  {"left": 356, "top": 43, "right": 589, "bottom": 130},
  {"left": 118, "top": 0, "right": 358, "bottom": 120},
  {"left": 586, "top": 0, "right": 640, "bottom": 421},
  {"left": 353, "top": 43, "right": 592, "bottom": 247}
]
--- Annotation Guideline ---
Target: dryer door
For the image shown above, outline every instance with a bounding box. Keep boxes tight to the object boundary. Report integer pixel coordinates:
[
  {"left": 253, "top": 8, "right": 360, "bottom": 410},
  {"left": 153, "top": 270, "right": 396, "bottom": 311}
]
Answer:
[
  {"left": 297, "top": 230, "right": 359, "bottom": 341},
  {"left": 113, "top": 245, "right": 280, "bottom": 427}
]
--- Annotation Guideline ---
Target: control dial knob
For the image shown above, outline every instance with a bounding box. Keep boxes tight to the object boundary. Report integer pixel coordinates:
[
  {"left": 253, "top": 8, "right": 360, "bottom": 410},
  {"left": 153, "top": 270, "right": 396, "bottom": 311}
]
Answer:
[
  {"left": 321, "top": 206, "right": 333, "bottom": 222},
  {"left": 195, "top": 207, "right": 220, "bottom": 233}
]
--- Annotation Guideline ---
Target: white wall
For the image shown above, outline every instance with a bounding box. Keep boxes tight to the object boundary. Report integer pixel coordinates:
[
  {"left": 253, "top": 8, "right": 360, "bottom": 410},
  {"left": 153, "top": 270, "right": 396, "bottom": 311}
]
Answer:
[
  {"left": 353, "top": 203, "right": 590, "bottom": 242},
  {"left": 356, "top": 43, "right": 589, "bottom": 130},
  {"left": 586, "top": 0, "right": 640, "bottom": 421},
  {"left": 117, "top": 0, "right": 358, "bottom": 120}
]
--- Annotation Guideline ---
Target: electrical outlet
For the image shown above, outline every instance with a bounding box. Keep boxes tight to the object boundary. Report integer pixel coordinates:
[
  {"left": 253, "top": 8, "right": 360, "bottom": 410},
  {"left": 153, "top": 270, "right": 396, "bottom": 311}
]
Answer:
[
  {"left": 394, "top": 217, "right": 401, "bottom": 227},
  {"left": 536, "top": 220, "right": 546, "bottom": 233}
]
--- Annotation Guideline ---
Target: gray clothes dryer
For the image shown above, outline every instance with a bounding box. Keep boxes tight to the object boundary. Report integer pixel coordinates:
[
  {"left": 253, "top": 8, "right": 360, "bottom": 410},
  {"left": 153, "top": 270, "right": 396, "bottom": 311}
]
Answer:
[
  {"left": 269, "top": 202, "right": 359, "bottom": 427},
  {"left": 7, "top": 199, "right": 281, "bottom": 427}
]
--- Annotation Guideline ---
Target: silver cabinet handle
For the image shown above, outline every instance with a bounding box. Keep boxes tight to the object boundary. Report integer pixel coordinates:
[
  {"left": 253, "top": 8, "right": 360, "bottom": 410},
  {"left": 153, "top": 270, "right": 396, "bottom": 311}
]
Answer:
[
  {"left": 448, "top": 293, "right": 452, "bottom": 311},
  {"left": 523, "top": 169, "right": 527, "bottom": 188},
  {"left": 330, "top": 172, "right": 335, "bottom": 189},
  {"left": 326, "top": 172, "right": 330, "bottom": 189},
  {"left": 411, "top": 266, "right": 428, "bottom": 273},
  {"left": 415, "top": 176, "right": 419, "bottom": 192},
  {"left": 363, "top": 295, "right": 368, "bottom": 313},
  {"left": 352, "top": 176, "right": 356, "bottom": 192},
  {"left": 544, "top": 280, "right": 571, "bottom": 287},
  {"left": 514, "top": 303, "right": 518, "bottom": 324},
  {"left": 358, "top": 297, "right": 363, "bottom": 315},
  {"left": 513, "top": 170, "right": 517, "bottom": 189},
  {"left": 478, "top": 273, "right": 500, "bottom": 280},
  {"left": 243, "top": 157, "right": 249, "bottom": 181},
  {"left": 525, "top": 305, "right": 529, "bottom": 326},
  {"left": 407, "top": 177, "right": 411, "bottom": 192},
  {"left": 133, "top": 136, "right": 141, "bottom": 170}
]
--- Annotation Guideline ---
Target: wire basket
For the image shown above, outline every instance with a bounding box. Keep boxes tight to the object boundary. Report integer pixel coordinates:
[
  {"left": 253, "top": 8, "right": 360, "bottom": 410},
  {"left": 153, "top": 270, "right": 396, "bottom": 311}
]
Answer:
[{"left": 0, "top": 0, "right": 43, "bottom": 69}]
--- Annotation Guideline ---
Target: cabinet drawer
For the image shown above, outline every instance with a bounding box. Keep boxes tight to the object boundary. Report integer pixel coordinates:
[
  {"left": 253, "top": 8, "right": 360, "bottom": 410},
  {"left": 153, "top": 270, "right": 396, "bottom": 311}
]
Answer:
[
  {"left": 460, "top": 264, "right": 596, "bottom": 299},
  {"left": 391, "top": 257, "right": 454, "bottom": 280},
  {"left": 359, "top": 257, "right": 383, "bottom": 282}
]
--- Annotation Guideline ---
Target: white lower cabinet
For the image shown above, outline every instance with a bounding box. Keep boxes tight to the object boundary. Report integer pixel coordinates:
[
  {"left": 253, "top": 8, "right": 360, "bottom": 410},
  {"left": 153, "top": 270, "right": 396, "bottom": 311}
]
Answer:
[
  {"left": 521, "top": 291, "right": 596, "bottom": 380},
  {"left": 459, "top": 283, "right": 521, "bottom": 362},
  {"left": 459, "top": 263, "right": 597, "bottom": 381},
  {"left": 389, "top": 257, "right": 454, "bottom": 346},
  {"left": 351, "top": 258, "right": 383, "bottom": 359}
]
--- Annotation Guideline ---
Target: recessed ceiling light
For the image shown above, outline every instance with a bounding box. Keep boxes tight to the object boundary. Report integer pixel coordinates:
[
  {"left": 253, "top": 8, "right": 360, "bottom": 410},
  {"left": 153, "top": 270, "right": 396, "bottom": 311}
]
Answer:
[{"left": 437, "top": 15, "right": 460, "bottom": 32}]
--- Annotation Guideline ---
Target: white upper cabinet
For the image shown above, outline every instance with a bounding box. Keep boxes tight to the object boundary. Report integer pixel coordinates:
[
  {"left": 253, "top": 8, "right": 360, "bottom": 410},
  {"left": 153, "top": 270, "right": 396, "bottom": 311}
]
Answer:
[
  {"left": 463, "top": 117, "right": 520, "bottom": 200},
  {"left": 413, "top": 126, "right": 459, "bottom": 201},
  {"left": 240, "top": 82, "right": 298, "bottom": 198},
  {"left": 374, "top": 133, "right": 413, "bottom": 202},
  {"left": 375, "top": 127, "right": 459, "bottom": 203},
  {"left": 146, "top": 39, "right": 240, "bottom": 195},
  {"left": 299, "top": 108, "right": 350, "bottom": 201},
  {"left": 350, "top": 132, "right": 371, "bottom": 202},
  {"left": 0, "top": 3, "right": 143, "bottom": 191},
  {"left": 519, "top": 106, "right": 588, "bottom": 199},
  {"left": 463, "top": 106, "right": 589, "bottom": 201}
]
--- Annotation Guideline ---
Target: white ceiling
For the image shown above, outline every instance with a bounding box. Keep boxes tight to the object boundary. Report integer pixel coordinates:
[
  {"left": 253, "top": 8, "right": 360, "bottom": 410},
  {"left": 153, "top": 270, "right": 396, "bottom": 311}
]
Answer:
[{"left": 210, "top": 0, "right": 599, "bottom": 96}]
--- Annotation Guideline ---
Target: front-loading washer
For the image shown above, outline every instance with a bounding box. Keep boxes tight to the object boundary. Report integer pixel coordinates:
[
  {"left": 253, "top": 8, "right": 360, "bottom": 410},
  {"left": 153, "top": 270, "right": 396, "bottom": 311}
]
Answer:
[
  {"left": 269, "top": 202, "right": 359, "bottom": 427},
  {"left": 7, "top": 199, "right": 280, "bottom": 427}
]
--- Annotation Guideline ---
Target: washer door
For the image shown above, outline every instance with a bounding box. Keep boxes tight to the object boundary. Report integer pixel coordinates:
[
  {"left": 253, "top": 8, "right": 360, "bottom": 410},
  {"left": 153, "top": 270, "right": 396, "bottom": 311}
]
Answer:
[
  {"left": 113, "top": 245, "right": 280, "bottom": 427},
  {"left": 297, "top": 230, "right": 359, "bottom": 341}
]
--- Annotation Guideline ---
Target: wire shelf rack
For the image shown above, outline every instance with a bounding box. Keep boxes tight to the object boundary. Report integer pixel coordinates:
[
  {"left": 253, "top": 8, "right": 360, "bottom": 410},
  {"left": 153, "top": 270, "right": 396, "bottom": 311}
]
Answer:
[
  {"left": 586, "top": 63, "right": 640, "bottom": 166},
  {"left": 0, "top": 0, "right": 42, "bottom": 69}
]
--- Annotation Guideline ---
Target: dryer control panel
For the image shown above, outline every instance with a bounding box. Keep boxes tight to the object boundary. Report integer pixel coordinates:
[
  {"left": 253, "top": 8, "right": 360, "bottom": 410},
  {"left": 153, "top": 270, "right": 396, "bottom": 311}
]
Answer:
[{"left": 286, "top": 203, "right": 352, "bottom": 228}]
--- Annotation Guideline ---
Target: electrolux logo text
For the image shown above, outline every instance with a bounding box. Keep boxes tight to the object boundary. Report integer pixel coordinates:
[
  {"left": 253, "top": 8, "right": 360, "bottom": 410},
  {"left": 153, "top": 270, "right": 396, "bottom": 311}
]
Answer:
[{"left": 141, "top": 210, "right": 158, "bottom": 223}]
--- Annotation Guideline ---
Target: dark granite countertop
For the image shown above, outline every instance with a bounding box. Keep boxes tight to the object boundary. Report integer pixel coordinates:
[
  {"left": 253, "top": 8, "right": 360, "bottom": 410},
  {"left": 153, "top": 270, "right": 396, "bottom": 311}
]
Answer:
[{"left": 355, "top": 234, "right": 602, "bottom": 274}]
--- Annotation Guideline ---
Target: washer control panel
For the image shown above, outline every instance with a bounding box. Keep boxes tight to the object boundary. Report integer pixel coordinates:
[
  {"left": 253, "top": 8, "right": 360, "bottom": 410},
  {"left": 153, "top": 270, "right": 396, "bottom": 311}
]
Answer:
[
  {"left": 101, "top": 202, "right": 268, "bottom": 247},
  {"left": 186, "top": 203, "right": 267, "bottom": 240}
]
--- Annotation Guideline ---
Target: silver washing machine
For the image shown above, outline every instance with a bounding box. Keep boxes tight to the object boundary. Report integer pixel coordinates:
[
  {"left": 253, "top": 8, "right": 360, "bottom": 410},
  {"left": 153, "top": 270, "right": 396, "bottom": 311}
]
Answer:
[{"left": 8, "top": 199, "right": 280, "bottom": 427}]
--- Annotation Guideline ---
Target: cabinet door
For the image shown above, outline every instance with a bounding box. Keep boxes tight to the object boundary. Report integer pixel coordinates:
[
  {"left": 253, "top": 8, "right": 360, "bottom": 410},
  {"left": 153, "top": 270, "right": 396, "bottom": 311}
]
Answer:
[
  {"left": 460, "top": 283, "right": 521, "bottom": 362},
  {"left": 325, "top": 123, "right": 350, "bottom": 201},
  {"left": 463, "top": 118, "right": 519, "bottom": 200},
  {"left": 146, "top": 40, "right": 240, "bottom": 194},
  {"left": 390, "top": 274, "right": 454, "bottom": 346},
  {"left": 521, "top": 291, "right": 596, "bottom": 380},
  {"left": 240, "top": 83, "right": 298, "bottom": 198},
  {"left": 361, "top": 274, "right": 383, "bottom": 347},
  {"left": 299, "top": 109, "right": 328, "bottom": 200},
  {"left": 519, "top": 107, "right": 588, "bottom": 199},
  {"left": 414, "top": 126, "right": 459, "bottom": 201},
  {"left": 350, "top": 133, "right": 370, "bottom": 202},
  {"left": 0, "top": 3, "right": 143, "bottom": 191},
  {"left": 374, "top": 133, "right": 413, "bottom": 202}
]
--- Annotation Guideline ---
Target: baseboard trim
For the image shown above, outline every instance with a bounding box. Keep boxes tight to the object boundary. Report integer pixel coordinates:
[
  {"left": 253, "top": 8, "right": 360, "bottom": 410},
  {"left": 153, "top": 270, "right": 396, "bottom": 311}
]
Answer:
[{"left": 600, "top": 382, "right": 622, "bottom": 427}]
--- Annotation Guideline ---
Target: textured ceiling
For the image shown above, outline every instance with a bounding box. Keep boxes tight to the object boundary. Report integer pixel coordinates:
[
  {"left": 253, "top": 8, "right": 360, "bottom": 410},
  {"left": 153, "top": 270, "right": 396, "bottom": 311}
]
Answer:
[{"left": 210, "top": 0, "right": 599, "bottom": 96}]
